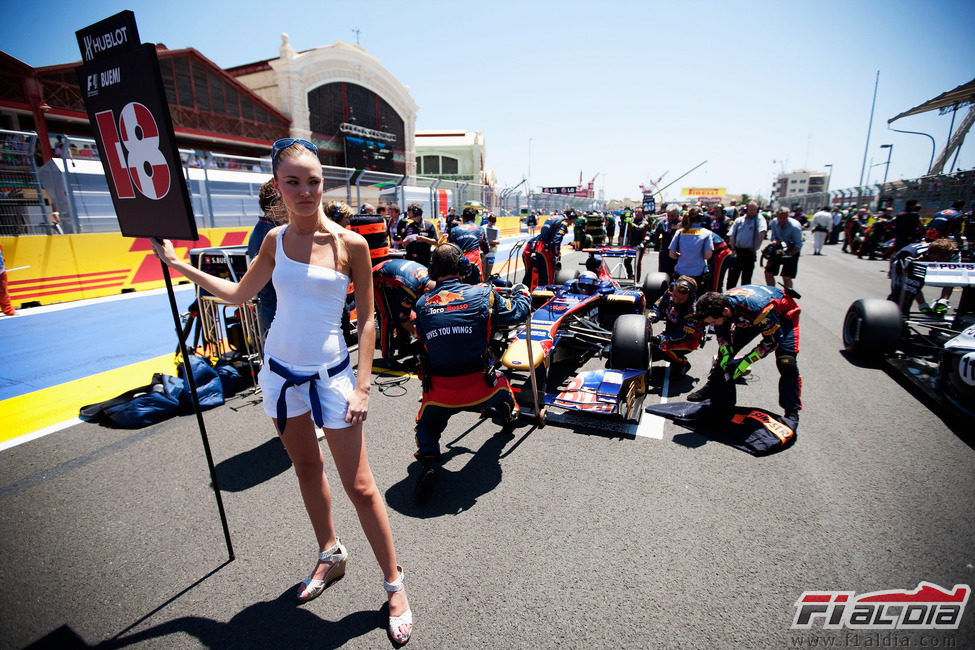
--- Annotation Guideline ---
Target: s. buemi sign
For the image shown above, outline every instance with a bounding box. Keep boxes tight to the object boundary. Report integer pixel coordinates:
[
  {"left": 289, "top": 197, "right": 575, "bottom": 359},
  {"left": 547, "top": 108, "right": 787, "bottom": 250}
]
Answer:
[{"left": 75, "top": 11, "right": 196, "bottom": 240}]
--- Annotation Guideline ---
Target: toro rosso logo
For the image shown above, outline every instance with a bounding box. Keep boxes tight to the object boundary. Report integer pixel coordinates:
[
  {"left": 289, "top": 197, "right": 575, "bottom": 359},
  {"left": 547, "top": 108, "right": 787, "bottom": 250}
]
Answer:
[
  {"left": 792, "top": 582, "right": 970, "bottom": 630},
  {"left": 425, "top": 290, "right": 468, "bottom": 313},
  {"left": 425, "top": 290, "right": 464, "bottom": 306}
]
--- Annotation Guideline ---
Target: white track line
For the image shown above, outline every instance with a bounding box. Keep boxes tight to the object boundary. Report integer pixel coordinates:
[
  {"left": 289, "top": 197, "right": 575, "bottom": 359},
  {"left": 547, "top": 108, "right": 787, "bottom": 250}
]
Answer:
[{"left": 634, "top": 366, "right": 667, "bottom": 439}]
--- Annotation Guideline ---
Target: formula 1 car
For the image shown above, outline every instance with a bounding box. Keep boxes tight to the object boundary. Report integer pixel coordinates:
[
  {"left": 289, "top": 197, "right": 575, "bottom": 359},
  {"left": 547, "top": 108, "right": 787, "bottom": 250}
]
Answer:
[
  {"left": 842, "top": 259, "right": 975, "bottom": 419},
  {"left": 497, "top": 248, "right": 671, "bottom": 423}
]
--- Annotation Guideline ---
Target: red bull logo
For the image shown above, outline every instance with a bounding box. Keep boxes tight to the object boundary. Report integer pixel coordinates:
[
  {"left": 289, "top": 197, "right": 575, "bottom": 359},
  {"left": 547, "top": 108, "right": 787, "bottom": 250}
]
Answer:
[{"left": 425, "top": 290, "right": 464, "bottom": 306}]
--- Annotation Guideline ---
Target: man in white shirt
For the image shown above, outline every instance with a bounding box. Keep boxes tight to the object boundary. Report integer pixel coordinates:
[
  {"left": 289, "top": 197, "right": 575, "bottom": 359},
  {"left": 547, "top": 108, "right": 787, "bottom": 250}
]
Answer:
[{"left": 811, "top": 206, "right": 832, "bottom": 255}]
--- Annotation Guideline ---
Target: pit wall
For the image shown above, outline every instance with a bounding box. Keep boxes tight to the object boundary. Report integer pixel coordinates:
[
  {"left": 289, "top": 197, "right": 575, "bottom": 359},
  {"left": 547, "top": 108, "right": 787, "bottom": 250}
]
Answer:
[{"left": 1, "top": 228, "right": 250, "bottom": 307}]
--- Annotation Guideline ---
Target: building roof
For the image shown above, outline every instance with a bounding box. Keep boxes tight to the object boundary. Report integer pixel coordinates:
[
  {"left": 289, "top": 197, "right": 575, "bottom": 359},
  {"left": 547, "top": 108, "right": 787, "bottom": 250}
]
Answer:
[
  {"left": 889, "top": 77, "right": 975, "bottom": 123},
  {"left": 415, "top": 130, "right": 482, "bottom": 148}
]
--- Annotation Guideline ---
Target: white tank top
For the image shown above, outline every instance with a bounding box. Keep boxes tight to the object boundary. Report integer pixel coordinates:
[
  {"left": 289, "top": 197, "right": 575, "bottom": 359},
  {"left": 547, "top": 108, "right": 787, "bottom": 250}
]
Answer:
[{"left": 263, "top": 225, "right": 350, "bottom": 367}]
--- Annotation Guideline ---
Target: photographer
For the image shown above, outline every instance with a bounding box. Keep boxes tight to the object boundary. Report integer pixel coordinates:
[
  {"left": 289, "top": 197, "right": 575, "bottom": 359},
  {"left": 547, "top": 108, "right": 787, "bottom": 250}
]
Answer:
[{"left": 764, "top": 206, "right": 803, "bottom": 290}]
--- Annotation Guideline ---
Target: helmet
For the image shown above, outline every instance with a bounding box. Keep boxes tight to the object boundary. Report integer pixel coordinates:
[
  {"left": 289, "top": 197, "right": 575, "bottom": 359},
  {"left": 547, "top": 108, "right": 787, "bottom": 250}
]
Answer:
[{"left": 577, "top": 271, "right": 599, "bottom": 295}]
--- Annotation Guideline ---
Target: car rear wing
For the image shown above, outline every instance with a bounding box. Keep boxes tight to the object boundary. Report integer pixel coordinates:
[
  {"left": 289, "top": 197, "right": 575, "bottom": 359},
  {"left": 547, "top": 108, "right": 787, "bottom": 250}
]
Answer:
[{"left": 907, "top": 261, "right": 975, "bottom": 288}]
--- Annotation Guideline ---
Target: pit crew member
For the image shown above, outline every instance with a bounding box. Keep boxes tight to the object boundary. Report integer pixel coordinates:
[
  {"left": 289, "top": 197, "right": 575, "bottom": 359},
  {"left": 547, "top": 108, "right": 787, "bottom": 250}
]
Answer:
[
  {"left": 373, "top": 258, "right": 434, "bottom": 364},
  {"left": 887, "top": 237, "right": 958, "bottom": 315},
  {"left": 621, "top": 207, "right": 650, "bottom": 279},
  {"left": 411, "top": 244, "right": 531, "bottom": 498},
  {"left": 522, "top": 213, "right": 568, "bottom": 288},
  {"left": 688, "top": 285, "right": 802, "bottom": 428},
  {"left": 399, "top": 203, "right": 438, "bottom": 267},
  {"left": 448, "top": 207, "right": 490, "bottom": 283},
  {"left": 648, "top": 275, "right": 702, "bottom": 377}
]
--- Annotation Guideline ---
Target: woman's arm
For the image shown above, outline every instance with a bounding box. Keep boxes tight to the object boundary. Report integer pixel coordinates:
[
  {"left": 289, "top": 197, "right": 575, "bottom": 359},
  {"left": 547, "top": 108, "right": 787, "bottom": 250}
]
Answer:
[
  {"left": 344, "top": 233, "right": 376, "bottom": 424},
  {"left": 150, "top": 231, "right": 276, "bottom": 304}
]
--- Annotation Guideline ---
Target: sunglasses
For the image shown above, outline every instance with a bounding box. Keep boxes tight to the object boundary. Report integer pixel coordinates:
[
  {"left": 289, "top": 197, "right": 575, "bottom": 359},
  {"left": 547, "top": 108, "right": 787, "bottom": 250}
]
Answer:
[{"left": 271, "top": 138, "right": 318, "bottom": 162}]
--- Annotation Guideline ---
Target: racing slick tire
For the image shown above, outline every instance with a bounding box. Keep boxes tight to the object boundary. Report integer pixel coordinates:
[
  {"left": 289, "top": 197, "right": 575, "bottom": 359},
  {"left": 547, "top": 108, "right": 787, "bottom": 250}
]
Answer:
[
  {"left": 609, "top": 313, "right": 651, "bottom": 371},
  {"left": 641, "top": 272, "right": 670, "bottom": 306},
  {"left": 554, "top": 267, "right": 580, "bottom": 286},
  {"left": 842, "top": 298, "right": 901, "bottom": 361}
]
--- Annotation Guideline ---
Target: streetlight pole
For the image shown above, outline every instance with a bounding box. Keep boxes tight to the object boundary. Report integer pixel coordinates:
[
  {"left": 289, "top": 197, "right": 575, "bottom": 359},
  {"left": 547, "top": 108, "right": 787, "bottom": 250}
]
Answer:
[
  {"left": 824, "top": 163, "right": 833, "bottom": 194},
  {"left": 880, "top": 144, "right": 893, "bottom": 184},
  {"left": 527, "top": 137, "right": 533, "bottom": 215},
  {"left": 887, "top": 125, "right": 936, "bottom": 174}
]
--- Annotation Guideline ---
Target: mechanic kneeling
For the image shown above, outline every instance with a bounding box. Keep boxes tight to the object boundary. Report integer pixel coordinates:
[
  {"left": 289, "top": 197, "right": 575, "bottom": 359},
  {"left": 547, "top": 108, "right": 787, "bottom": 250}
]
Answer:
[
  {"left": 688, "top": 285, "right": 802, "bottom": 428},
  {"left": 411, "top": 244, "right": 531, "bottom": 499},
  {"left": 648, "top": 275, "right": 702, "bottom": 378},
  {"left": 373, "top": 258, "right": 435, "bottom": 365}
]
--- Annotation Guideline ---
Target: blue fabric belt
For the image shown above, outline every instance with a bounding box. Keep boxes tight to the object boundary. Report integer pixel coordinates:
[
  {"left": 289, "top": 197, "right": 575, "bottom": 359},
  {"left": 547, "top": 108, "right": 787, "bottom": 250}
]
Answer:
[{"left": 268, "top": 354, "right": 350, "bottom": 433}]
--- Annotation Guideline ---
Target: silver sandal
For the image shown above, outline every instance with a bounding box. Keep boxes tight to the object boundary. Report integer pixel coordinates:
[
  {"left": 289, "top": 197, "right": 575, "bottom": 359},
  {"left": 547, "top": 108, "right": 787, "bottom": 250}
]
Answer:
[
  {"left": 297, "top": 539, "right": 347, "bottom": 603},
  {"left": 384, "top": 565, "right": 413, "bottom": 645}
]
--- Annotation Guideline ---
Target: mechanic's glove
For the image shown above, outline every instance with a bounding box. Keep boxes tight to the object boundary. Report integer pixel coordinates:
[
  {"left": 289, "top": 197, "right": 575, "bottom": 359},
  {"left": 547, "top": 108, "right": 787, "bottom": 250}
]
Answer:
[
  {"left": 404, "top": 233, "right": 418, "bottom": 244},
  {"left": 511, "top": 283, "right": 529, "bottom": 297},
  {"left": 648, "top": 313, "right": 661, "bottom": 324},
  {"left": 650, "top": 335, "right": 662, "bottom": 347},
  {"left": 716, "top": 344, "right": 734, "bottom": 371},
  {"left": 732, "top": 350, "right": 762, "bottom": 379}
]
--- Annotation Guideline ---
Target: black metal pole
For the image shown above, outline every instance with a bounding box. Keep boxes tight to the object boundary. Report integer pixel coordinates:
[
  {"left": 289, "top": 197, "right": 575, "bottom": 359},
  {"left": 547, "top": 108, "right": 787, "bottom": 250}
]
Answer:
[{"left": 158, "top": 255, "right": 235, "bottom": 561}]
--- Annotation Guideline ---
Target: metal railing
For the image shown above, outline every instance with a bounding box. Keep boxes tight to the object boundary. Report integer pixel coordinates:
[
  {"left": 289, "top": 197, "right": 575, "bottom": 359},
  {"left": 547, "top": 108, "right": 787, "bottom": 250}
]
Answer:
[
  {"left": 0, "top": 130, "right": 59, "bottom": 235},
  {"left": 10, "top": 131, "right": 611, "bottom": 235}
]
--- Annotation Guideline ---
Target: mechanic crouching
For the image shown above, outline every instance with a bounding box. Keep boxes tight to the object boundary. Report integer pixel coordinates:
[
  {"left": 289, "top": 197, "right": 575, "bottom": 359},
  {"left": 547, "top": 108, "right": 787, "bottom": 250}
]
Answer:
[
  {"left": 411, "top": 244, "right": 531, "bottom": 500},
  {"left": 373, "top": 258, "right": 435, "bottom": 365},
  {"left": 648, "top": 275, "right": 702, "bottom": 378},
  {"left": 687, "top": 285, "right": 802, "bottom": 429}
]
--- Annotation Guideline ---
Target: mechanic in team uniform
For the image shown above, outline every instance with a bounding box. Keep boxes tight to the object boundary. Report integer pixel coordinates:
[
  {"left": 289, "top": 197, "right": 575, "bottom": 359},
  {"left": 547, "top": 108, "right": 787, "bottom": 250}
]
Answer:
[
  {"left": 522, "top": 213, "right": 568, "bottom": 288},
  {"left": 925, "top": 201, "right": 965, "bottom": 241},
  {"left": 887, "top": 237, "right": 958, "bottom": 315},
  {"left": 707, "top": 230, "right": 736, "bottom": 293},
  {"left": 652, "top": 205, "right": 682, "bottom": 279},
  {"left": 448, "top": 207, "right": 490, "bottom": 283},
  {"left": 411, "top": 244, "right": 531, "bottom": 499},
  {"left": 373, "top": 258, "right": 435, "bottom": 364},
  {"left": 648, "top": 275, "right": 702, "bottom": 377},
  {"left": 622, "top": 207, "right": 651, "bottom": 279},
  {"left": 689, "top": 285, "right": 802, "bottom": 428},
  {"left": 399, "top": 203, "right": 439, "bottom": 267}
]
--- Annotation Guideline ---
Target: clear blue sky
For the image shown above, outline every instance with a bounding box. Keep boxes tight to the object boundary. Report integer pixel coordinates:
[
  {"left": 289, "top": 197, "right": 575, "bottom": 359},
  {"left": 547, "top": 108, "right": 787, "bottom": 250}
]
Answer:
[{"left": 4, "top": 0, "right": 974, "bottom": 203}]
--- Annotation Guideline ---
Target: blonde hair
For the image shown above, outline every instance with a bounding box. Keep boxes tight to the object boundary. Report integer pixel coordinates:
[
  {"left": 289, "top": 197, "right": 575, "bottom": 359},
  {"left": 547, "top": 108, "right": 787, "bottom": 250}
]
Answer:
[{"left": 273, "top": 143, "right": 348, "bottom": 267}]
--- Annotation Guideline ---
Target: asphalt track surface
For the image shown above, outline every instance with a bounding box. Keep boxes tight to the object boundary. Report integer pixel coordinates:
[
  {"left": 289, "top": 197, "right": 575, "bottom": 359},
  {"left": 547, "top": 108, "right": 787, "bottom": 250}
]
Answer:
[{"left": 1, "top": 242, "right": 973, "bottom": 649}]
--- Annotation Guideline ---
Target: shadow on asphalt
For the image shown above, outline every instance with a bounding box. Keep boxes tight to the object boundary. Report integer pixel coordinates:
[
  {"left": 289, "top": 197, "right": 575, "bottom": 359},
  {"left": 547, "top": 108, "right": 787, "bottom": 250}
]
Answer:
[
  {"left": 385, "top": 421, "right": 516, "bottom": 518},
  {"left": 24, "top": 588, "right": 384, "bottom": 649},
  {"left": 215, "top": 435, "right": 292, "bottom": 492},
  {"left": 839, "top": 349, "right": 975, "bottom": 449}
]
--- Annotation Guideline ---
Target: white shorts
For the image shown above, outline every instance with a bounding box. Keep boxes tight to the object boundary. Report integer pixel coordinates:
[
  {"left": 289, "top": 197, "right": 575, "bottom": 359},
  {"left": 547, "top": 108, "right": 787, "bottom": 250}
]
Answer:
[{"left": 258, "top": 355, "right": 356, "bottom": 431}]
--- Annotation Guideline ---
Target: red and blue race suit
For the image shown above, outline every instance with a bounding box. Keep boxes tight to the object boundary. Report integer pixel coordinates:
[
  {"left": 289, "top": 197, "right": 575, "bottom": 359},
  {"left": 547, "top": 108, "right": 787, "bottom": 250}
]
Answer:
[
  {"left": 449, "top": 222, "right": 488, "bottom": 283},
  {"left": 926, "top": 208, "right": 963, "bottom": 240},
  {"left": 708, "top": 231, "right": 736, "bottom": 293},
  {"left": 412, "top": 278, "right": 531, "bottom": 462},
  {"left": 648, "top": 290, "right": 701, "bottom": 366},
  {"left": 373, "top": 259, "right": 430, "bottom": 363},
  {"left": 522, "top": 216, "right": 568, "bottom": 288},
  {"left": 714, "top": 285, "right": 802, "bottom": 412}
]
